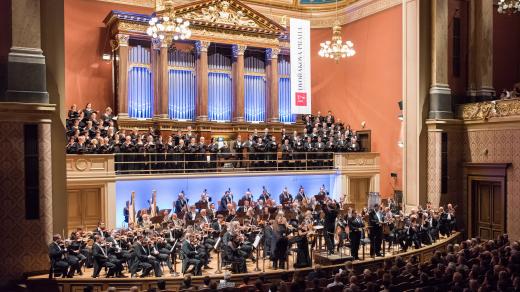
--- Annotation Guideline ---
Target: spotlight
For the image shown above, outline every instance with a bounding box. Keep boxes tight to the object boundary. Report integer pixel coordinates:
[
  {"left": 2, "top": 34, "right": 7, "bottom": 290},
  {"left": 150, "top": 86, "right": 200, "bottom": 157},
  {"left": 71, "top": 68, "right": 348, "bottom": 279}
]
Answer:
[
  {"left": 398, "top": 100, "right": 403, "bottom": 111},
  {"left": 102, "top": 53, "right": 112, "bottom": 61},
  {"left": 398, "top": 113, "right": 403, "bottom": 121},
  {"left": 397, "top": 141, "right": 404, "bottom": 148}
]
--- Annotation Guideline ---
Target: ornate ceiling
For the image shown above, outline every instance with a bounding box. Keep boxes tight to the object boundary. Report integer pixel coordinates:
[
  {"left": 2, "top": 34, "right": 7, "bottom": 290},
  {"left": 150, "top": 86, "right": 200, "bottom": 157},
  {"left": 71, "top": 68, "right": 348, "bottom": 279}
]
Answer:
[{"left": 96, "top": 0, "right": 400, "bottom": 28}]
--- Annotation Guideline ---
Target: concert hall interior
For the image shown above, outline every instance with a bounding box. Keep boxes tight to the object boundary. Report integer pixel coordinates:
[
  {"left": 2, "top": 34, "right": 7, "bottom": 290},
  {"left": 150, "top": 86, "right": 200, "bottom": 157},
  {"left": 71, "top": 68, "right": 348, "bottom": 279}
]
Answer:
[{"left": 1, "top": 0, "right": 520, "bottom": 291}]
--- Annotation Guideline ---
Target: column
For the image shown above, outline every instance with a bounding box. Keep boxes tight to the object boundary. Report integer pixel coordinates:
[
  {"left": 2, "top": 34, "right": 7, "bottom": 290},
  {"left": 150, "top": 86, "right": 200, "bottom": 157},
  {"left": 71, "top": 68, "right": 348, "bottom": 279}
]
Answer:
[
  {"left": 266, "top": 48, "right": 280, "bottom": 123},
  {"left": 4, "top": 0, "right": 48, "bottom": 103},
  {"left": 402, "top": 0, "right": 430, "bottom": 212},
  {"left": 116, "top": 34, "right": 129, "bottom": 115},
  {"left": 151, "top": 39, "right": 161, "bottom": 116},
  {"left": 233, "top": 44, "right": 247, "bottom": 122},
  {"left": 428, "top": 0, "right": 453, "bottom": 119},
  {"left": 196, "top": 40, "right": 210, "bottom": 121},
  {"left": 467, "top": 0, "right": 494, "bottom": 101},
  {"left": 159, "top": 40, "right": 169, "bottom": 118}
]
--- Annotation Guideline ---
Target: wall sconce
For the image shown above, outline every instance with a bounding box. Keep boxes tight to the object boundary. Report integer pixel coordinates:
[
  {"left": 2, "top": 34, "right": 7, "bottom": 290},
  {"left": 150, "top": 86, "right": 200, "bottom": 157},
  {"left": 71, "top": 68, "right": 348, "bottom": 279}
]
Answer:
[
  {"left": 397, "top": 141, "right": 404, "bottom": 148},
  {"left": 398, "top": 113, "right": 403, "bottom": 121},
  {"left": 102, "top": 53, "right": 112, "bottom": 61},
  {"left": 361, "top": 121, "right": 366, "bottom": 128}
]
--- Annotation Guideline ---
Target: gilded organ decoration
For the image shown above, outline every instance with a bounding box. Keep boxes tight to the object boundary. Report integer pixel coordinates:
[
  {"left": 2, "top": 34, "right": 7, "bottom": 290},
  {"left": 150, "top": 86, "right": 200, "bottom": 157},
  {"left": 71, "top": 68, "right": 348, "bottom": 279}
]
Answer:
[{"left": 183, "top": 1, "right": 259, "bottom": 28}]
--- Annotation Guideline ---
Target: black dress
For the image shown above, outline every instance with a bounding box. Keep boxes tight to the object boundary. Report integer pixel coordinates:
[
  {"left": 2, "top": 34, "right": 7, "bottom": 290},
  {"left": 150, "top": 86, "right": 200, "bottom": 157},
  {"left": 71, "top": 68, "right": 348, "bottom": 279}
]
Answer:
[
  {"left": 271, "top": 224, "right": 288, "bottom": 269},
  {"left": 289, "top": 234, "right": 311, "bottom": 268}
]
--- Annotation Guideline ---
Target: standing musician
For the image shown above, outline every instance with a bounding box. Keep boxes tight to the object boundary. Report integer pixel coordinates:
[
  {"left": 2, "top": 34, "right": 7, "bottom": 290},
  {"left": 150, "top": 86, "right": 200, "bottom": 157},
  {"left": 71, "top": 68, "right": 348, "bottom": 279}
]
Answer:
[
  {"left": 258, "top": 186, "right": 271, "bottom": 203},
  {"left": 368, "top": 204, "right": 384, "bottom": 257},
  {"left": 347, "top": 210, "right": 364, "bottom": 260},
  {"left": 279, "top": 187, "right": 293, "bottom": 207},
  {"left": 219, "top": 190, "right": 234, "bottom": 212},
  {"left": 295, "top": 186, "right": 307, "bottom": 203},
  {"left": 196, "top": 189, "right": 212, "bottom": 211},
  {"left": 288, "top": 224, "right": 312, "bottom": 268},
  {"left": 175, "top": 191, "right": 189, "bottom": 215}
]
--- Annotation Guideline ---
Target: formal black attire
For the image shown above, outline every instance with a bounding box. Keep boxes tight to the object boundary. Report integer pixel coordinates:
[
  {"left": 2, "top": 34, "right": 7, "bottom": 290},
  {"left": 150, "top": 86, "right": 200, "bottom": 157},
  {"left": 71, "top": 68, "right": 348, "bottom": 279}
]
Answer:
[
  {"left": 323, "top": 203, "right": 339, "bottom": 254},
  {"left": 368, "top": 209, "right": 383, "bottom": 256},
  {"left": 348, "top": 216, "right": 364, "bottom": 259}
]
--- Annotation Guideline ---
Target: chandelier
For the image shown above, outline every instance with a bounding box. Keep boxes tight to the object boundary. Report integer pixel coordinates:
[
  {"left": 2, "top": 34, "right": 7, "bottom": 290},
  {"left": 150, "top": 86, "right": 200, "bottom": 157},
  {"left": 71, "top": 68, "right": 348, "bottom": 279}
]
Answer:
[
  {"left": 497, "top": 0, "right": 520, "bottom": 14},
  {"left": 146, "top": 0, "right": 191, "bottom": 41},
  {"left": 318, "top": 0, "right": 355, "bottom": 62}
]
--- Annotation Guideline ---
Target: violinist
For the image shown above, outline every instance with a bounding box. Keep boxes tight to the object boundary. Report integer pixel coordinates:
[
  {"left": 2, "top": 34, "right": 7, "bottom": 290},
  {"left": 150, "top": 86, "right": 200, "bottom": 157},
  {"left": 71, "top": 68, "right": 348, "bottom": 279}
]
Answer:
[
  {"left": 48, "top": 234, "right": 76, "bottom": 278},
  {"left": 288, "top": 224, "right": 312, "bottom": 268},
  {"left": 68, "top": 231, "right": 87, "bottom": 275},
  {"left": 131, "top": 235, "right": 153, "bottom": 277},
  {"left": 181, "top": 234, "right": 203, "bottom": 275},
  {"left": 199, "top": 209, "right": 212, "bottom": 225},
  {"left": 225, "top": 234, "right": 248, "bottom": 273},
  {"left": 92, "top": 236, "right": 121, "bottom": 278},
  {"left": 184, "top": 205, "right": 198, "bottom": 223}
]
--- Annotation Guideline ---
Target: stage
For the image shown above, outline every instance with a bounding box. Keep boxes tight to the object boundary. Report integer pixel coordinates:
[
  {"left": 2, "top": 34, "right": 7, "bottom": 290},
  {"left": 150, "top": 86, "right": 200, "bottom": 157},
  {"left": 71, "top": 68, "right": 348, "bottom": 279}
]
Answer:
[{"left": 25, "top": 233, "right": 461, "bottom": 292}]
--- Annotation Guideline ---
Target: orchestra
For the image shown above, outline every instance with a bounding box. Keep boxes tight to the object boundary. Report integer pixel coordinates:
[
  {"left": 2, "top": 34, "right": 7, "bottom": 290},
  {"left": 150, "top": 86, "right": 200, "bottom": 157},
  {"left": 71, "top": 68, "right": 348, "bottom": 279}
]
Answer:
[{"left": 49, "top": 187, "right": 457, "bottom": 279}]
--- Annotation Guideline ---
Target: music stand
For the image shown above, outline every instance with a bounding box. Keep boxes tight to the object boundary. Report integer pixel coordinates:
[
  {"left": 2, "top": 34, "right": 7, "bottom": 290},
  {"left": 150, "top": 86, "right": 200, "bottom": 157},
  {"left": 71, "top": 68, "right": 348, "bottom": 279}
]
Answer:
[
  {"left": 214, "top": 237, "right": 222, "bottom": 274},
  {"left": 314, "top": 194, "right": 326, "bottom": 202}
]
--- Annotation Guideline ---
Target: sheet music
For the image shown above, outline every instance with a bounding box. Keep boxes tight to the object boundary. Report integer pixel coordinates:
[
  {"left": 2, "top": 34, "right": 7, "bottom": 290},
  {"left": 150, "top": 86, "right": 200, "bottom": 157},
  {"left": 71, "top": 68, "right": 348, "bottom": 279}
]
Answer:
[
  {"left": 170, "top": 239, "right": 178, "bottom": 253},
  {"left": 214, "top": 237, "right": 221, "bottom": 249},
  {"left": 253, "top": 234, "right": 262, "bottom": 248}
]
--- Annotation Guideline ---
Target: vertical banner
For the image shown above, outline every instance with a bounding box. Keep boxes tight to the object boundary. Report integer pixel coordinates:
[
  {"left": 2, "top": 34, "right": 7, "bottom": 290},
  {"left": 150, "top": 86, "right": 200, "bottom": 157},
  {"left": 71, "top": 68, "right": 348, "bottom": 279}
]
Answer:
[{"left": 290, "top": 18, "right": 312, "bottom": 114}]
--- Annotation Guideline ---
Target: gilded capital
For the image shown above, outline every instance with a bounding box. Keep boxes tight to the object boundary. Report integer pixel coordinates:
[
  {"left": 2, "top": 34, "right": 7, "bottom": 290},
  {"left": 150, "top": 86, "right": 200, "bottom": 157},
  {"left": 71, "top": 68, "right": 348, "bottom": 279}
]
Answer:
[
  {"left": 266, "top": 48, "right": 281, "bottom": 60},
  {"left": 116, "top": 34, "right": 130, "bottom": 47},
  {"left": 151, "top": 38, "right": 162, "bottom": 50},
  {"left": 232, "top": 44, "right": 247, "bottom": 57},
  {"left": 195, "top": 41, "right": 211, "bottom": 55}
]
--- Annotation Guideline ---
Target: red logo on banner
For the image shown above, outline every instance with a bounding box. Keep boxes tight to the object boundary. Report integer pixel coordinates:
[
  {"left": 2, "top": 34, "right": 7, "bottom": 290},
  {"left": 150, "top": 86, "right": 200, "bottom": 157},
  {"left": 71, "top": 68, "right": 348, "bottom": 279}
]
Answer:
[{"left": 295, "top": 92, "right": 307, "bottom": 106}]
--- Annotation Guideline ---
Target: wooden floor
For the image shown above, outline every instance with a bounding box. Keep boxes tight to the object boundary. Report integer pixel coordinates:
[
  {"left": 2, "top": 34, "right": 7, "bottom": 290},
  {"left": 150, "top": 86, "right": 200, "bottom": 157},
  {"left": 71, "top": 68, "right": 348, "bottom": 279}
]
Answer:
[{"left": 28, "top": 234, "right": 457, "bottom": 280}]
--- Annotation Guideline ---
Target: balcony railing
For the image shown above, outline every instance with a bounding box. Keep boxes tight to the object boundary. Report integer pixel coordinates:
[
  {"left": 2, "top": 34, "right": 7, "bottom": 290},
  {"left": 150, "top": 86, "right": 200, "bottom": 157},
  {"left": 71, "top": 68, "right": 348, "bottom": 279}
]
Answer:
[
  {"left": 113, "top": 152, "right": 337, "bottom": 174},
  {"left": 66, "top": 152, "right": 380, "bottom": 178}
]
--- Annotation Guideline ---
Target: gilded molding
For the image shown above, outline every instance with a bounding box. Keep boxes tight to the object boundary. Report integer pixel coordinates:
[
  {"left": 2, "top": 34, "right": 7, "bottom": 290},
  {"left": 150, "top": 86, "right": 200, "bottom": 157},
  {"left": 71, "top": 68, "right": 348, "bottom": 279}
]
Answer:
[{"left": 459, "top": 99, "right": 520, "bottom": 121}]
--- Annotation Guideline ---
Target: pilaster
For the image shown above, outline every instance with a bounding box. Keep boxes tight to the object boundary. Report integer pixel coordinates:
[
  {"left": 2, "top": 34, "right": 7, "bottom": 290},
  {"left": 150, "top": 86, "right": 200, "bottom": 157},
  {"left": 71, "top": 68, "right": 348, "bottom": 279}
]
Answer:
[
  {"left": 116, "top": 34, "right": 129, "bottom": 115},
  {"left": 266, "top": 48, "right": 280, "bottom": 123},
  {"left": 233, "top": 44, "right": 247, "bottom": 122},
  {"left": 196, "top": 40, "right": 210, "bottom": 121}
]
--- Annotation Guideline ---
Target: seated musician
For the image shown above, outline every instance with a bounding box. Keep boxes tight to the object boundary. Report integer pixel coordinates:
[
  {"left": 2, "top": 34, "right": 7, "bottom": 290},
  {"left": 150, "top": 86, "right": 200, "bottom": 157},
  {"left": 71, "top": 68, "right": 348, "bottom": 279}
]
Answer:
[
  {"left": 211, "top": 214, "right": 226, "bottom": 237},
  {"left": 68, "top": 231, "right": 87, "bottom": 276},
  {"left": 130, "top": 235, "right": 153, "bottom": 277},
  {"left": 225, "top": 234, "right": 248, "bottom": 273},
  {"left": 154, "top": 237, "right": 175, "bottom": 274},
  {"left": 181, "top": 234, "right": 203, "bottom": 275},
  {"left": 184, "top": 205, "right": 198, "bottom": 223},
  {"left": 199, "top": 209, "right": 212, "bottom": 225},
  {"left": 92, "top": 235, "right": 122, "bottom": 278},
  {"left": 48, "top": 234, "right": 76, "bottom": 278}
]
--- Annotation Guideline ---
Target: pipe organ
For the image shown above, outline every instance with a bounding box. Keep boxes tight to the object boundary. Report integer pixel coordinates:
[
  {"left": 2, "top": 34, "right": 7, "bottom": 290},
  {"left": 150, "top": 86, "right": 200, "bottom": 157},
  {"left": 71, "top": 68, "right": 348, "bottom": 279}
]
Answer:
[
  {"left": 168, "top": 50, "right": 196, "bottom": 120},
  {"left": 128, "top": 45, "right": 154, "bottom": 119},
  {"left": 104, "top": 0, "right": 294, "bottom": 130}
]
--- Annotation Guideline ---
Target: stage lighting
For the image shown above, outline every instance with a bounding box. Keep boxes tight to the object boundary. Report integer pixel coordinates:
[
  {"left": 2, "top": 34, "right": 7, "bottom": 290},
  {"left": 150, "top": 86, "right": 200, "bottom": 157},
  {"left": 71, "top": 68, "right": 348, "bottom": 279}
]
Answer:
[
  {"left": 397, "top": 141, "right": 404, "bottom": 148},
  {"left": 398, "top": 100, "right": 403, "bottom": 111},
  {"left": 398, "top": 113, "right": 403, "bottom": 121}
]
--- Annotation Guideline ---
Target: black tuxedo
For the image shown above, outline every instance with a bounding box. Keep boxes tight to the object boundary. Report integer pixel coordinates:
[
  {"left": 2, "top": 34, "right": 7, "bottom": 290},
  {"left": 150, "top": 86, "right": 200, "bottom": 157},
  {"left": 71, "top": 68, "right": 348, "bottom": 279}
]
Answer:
[
  {"left": 348, "top": 216, "right": 364, "bottom": 259},
  {"left": 368, "top": 209, "right": 383, "bottom": 256}
]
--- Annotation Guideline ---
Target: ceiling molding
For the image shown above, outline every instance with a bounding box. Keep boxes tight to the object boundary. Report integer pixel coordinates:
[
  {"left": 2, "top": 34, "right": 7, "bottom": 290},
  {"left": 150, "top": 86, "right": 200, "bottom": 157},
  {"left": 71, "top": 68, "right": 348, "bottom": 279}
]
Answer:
[{"left": 96, "top": 0, "right": 401, "bottom": 28}]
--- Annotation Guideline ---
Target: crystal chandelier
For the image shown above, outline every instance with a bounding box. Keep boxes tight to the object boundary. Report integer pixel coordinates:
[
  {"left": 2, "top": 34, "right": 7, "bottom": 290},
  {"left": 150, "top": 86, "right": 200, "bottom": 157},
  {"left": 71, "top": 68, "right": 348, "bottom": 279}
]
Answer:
[
  {"left": 146, "top": 0, "right": 191, "bottom": 41},
  {"left": 318, "top": 0, "right": 355, "bottom": 62},
  {"left": 497, "top": 0, "right": 520, "bottom": 14}
]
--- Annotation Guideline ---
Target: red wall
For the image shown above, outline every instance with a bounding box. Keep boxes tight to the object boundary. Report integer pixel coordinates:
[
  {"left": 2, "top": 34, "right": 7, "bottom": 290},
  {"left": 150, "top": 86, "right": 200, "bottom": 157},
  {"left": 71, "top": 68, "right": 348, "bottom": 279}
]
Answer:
[
  {"left": 493, "top": 10, "right": 520, "bottom": 92},
  {"left": 64, "top": 0, "right": 151, "bottom": 110},
  {"left": 310, "top": 5, "right": 403, "bottom": 197}
]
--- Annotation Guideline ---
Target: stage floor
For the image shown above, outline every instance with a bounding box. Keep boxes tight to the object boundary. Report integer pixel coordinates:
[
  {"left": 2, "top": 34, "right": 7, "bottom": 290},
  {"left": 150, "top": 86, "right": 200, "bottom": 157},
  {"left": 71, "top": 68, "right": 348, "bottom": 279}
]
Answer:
[{"left": 28, "top": 234, "right": 458, "bottom": 280}]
